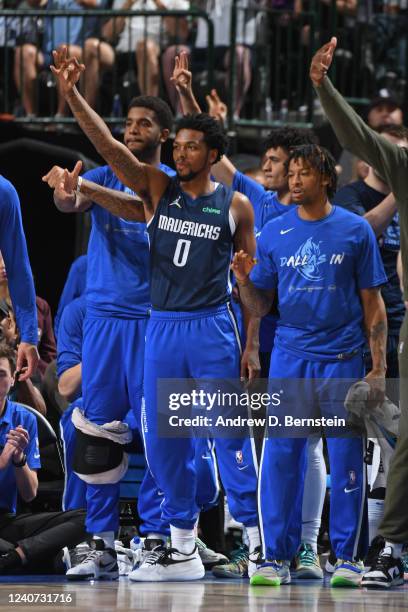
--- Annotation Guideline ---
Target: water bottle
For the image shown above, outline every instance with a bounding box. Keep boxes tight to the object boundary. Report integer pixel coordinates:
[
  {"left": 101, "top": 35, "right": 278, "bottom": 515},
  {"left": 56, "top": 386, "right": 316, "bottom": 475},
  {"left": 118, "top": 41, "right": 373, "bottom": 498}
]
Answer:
[
  {"left": 264, "top": 97, "right": 273, "bottom": 123},
  {"left": 279, "top": 99, "right": 288, "bottom": 124},
  {"left": 130, "top": 536, "right": 143, "bottom": 551}
]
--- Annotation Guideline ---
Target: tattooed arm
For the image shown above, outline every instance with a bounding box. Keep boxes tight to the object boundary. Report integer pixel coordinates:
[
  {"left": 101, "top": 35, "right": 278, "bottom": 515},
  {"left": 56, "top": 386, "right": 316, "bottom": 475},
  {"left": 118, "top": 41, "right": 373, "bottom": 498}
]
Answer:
[
  {"left": 360, "top": 287, "right": 387, "bottom": 401},
  {"left": 50, "top": 47, "right": 169, "bottom": 215},
  {"left": 80, "top": 179, "right": 145, "bottom": 221}
]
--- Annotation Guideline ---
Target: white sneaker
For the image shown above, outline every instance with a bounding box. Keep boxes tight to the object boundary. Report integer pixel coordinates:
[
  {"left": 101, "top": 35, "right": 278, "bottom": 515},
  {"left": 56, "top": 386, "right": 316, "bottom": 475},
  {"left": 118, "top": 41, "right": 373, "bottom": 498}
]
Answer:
[
  {"left": 62, "top": 542, "right": 91, "bottom": 570},
  {"left": 330, "top": 559, "right": 365, "bottom": 587},
  {"left": 195, "top": 538, "right": 228, "bottom": 569},
  {"left": 66, "top": 539, "right": 118, "bottom": 581},
  {"left": 129, "top": 545, "right": 205, "bottom": 582},
  {"left": 250, "top": 560, "right": 291, "bottom": 586},
  {"left": 248, "top": 546, "right": 263, "bottom": 578}
]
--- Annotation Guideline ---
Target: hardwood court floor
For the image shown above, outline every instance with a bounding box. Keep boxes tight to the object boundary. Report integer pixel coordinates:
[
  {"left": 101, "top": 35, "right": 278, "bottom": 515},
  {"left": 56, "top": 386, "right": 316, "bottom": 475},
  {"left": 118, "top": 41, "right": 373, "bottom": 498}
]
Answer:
[{"left": 0, "top": 574, "right": 407, "bottom": 611}]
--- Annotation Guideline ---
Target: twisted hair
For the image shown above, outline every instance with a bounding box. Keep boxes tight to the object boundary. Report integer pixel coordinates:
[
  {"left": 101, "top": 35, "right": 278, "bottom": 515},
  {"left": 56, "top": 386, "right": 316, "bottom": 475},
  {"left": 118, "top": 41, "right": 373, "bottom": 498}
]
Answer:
[{"left": 285, "top": 144, "right": 338, "bottom": 199}]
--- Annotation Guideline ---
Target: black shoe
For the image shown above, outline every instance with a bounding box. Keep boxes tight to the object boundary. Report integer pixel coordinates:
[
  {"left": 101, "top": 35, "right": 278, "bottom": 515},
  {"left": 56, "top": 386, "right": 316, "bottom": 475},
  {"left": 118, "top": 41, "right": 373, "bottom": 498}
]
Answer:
[
  {"left": 362, "top": 546, "right": 404, "bottom": 589},
  {"left": 0, "top": 549, "right": 23, "bottom": 574},
  {"left": 365, "top": 535, "right": 385, "bottom": 571}
]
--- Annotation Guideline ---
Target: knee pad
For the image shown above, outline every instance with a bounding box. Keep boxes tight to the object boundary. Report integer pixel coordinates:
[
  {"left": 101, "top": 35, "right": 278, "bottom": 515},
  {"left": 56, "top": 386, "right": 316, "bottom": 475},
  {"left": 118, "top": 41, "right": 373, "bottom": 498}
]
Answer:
[
  {"left": 73, "top": 430, "right": 128, "bottom": 484},
  {"left": 71, "top": 407, "right": 132, "bottom": 484}
]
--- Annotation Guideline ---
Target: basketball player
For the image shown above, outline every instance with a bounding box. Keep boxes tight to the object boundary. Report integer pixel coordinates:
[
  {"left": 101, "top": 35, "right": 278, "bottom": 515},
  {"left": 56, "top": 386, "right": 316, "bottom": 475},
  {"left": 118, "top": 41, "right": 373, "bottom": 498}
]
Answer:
[
  {"left": 232, "top": 144, "right": 388, "bottom": 587},
  {"left": 46, "top": 47, "right": 261, "bottom": 582},
  {"left": 173, "top": 54, "right": 327, "bottom": 579},
  {"left": 42, "top": 95, "right": 176, "bottom": 580}
]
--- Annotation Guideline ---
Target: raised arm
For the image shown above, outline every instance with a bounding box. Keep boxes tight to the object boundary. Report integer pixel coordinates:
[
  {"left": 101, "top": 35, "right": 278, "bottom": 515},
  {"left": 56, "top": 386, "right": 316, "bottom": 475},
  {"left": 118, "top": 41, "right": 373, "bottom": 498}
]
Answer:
[
  {"left": 310, "top": 38, "right": 408, "bottom": 189},
  {"left": 364, "top": 192, "right": 397, "bottom": 237},
  {"left": 43, "top": 162, "right": 146, "bottom": 222},
  {"left": 50, "top": 48, "right": 169, "bottom": 214}
]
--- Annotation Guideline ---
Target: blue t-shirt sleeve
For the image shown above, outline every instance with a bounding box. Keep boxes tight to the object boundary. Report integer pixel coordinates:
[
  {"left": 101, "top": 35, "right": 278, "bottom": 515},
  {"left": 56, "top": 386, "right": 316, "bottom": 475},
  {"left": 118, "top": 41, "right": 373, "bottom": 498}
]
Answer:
[
  {"left": 355, "top": 221, "right": 388, "bottom": 289},
  {"left": 250, "top": 227, "right": 278, "bottom": 290},
  {"left": 0, "top": 178, "right": 37, "bottom": 345},
  {"left": 232, "top": 171, "right": 266, "bottom": 218},
  {"left": 25, "top": 412, "right": 41, "bottom": 470},
  {"left": 332, "top": 185, "right": 366, "bottom": 217},
  {"left": 57, "top": 301, "right": 83, "bottom": 377},
  {"left": 83, "top": 166, "right": 109, "bottom": 186},
  {"left": 54, "top": 255, "right": 87, "bottom": 337}
]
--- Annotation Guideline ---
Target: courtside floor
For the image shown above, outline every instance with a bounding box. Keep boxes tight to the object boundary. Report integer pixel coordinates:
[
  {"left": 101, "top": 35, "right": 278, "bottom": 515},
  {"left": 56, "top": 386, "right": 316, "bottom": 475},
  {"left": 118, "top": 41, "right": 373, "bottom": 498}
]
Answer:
[{"left": 0, "top": 574, "right": 407, "bottom": 611}]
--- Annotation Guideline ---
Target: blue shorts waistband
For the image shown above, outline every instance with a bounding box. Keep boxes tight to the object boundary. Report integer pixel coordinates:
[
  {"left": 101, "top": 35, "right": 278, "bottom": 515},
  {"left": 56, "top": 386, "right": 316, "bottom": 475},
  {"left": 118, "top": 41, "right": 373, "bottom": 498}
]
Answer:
[
  {"left": 86, "top": 304, "right": 150, "bottom": 320},
  {"left": 149, "top": 303, "right": 230, "bottom": 321}
]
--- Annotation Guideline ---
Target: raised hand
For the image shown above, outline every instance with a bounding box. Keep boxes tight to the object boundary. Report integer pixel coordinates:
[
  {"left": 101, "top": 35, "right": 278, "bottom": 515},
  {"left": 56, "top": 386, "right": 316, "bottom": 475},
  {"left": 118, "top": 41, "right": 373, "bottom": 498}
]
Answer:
[
  {"left": 43, "top": 160, "right": 83, "bottom": 204},
  {"left": 50, "top": 46, "right": 85, "bottom": 96},
  {"left": 170, "top": 51, "right": 193, "bottom": 97},
  {"left": 231, "top": 250, "right": 257, "bottom": 283},
  {"left": 206, "top": 89, "right": 228, "bottom": 123},
  {"left": 310, "top": 36, "right": 337, "bottom": 87}
]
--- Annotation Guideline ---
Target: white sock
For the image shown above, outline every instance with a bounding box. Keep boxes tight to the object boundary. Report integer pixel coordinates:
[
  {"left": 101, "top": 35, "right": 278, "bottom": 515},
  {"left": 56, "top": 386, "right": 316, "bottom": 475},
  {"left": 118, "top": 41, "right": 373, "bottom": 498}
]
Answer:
[
  {"left": 170, "top": 526, "right": 195, "bottom": 554},
  {"left": 385, "top": 541, "right": 403, "bottom": 558},
  {"left": 147, "top": 533, "right": 167, "bottom": 544},
  {"left": 246, "top": 526, "right": 261, "bottom": 552},
  {"left": 95, "top": 531, "right": 115, "bottom": 550},
  {"left": 301, "top": 436, "right": 326, "bottom": 554},
  {"left": 368, "top": 498, "right": 385, "bottom": 543}
]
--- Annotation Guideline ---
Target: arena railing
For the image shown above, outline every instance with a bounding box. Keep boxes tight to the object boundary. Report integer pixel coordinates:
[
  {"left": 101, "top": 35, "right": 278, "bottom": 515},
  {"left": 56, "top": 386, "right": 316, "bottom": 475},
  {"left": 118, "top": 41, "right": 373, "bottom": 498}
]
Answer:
[{"left": 0, "top": 8, "right": 214, "bottom": 125}]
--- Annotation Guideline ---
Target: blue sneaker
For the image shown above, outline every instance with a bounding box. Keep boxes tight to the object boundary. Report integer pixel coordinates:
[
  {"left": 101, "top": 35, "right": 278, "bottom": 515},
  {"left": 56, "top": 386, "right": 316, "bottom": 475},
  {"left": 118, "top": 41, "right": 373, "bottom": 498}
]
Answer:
[
  {"left": 250, "top": 560, "right": 291, "bottom": 586},
  {"left": 330, "top": 559, "right": 364, "bottom": 587}
]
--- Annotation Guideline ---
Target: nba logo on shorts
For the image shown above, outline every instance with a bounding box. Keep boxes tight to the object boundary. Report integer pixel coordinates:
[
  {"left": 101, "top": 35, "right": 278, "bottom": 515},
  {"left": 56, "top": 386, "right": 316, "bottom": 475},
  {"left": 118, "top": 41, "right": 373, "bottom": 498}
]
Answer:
[
  {"left": 349, "top": 470, "right": 356, "bottom": 485},
  {"left": 236, "top": 450, "right": 243, "bottom": 465}
]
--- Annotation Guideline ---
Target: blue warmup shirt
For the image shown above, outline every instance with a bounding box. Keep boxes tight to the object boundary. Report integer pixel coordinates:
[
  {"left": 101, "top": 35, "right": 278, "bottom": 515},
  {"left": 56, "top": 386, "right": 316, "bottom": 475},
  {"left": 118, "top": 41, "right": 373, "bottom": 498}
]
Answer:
[
  {"left": 251, "top": 205, "right": 387, "bottom": 360},
  {"left": 54, "top": 254, "right": 87, "bottom": 337},
  {"left": 333, "top": 180, "right": 404, "bottom": 335},
  {"left": 232, "top": 171, "right": 296, "bottom": 352},
  {"left": 0, "top": 400, "right": 41, "bottom": 513},
  {"left": 57, "top": 296, "right": 86, "bottom": 402},
  {"left": 0, "top": 176, "right": 37, "bottom": 345},
  {"left": 83, "top": 164, "right": 175, "bottom": 317},
  {"left": 147, "top": 179, "right": 234, "bottom": 311}
]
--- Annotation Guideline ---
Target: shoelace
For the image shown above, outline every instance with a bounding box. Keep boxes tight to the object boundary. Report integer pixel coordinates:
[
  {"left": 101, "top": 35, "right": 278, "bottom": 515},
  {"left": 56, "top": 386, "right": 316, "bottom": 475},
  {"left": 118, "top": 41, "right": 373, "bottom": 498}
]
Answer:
[
  {"left": 82, "top": 549, "right": 104, "bottom": 564},
  {"left": 371, "top": 554, "right": 393, "bottom": 572},
  {"left": 143, "top": 546, "right": 170, "bottom": 566},
  {"left": 299, "top": 545, "right": 317, "bottom": 566},
  {"left": 229, "top": 545, "right": 249, "bottom": 565}
]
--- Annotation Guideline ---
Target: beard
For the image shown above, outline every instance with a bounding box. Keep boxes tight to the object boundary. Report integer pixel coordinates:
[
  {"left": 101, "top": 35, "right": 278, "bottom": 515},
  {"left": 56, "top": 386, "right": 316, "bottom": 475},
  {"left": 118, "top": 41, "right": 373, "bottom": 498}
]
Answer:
[
  {"left": 128, "top": 136, "right": 161, "bottom": 162},
  {"left": 176, "top": 169, "right": 201, "bottom": 182}
]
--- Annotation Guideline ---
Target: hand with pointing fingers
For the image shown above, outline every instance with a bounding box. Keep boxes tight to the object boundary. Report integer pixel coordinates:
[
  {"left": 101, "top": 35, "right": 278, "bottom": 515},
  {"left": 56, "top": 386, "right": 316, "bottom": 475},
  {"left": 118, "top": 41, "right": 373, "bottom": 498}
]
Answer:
[
  {"left": 310, "top": 36, "right": 337, "bottom": 87},
  {"left": 50, "top": 46, "right": 85, "bottom": 97},
  {"left": 42, "top": 160, "right": 83, "bottom": 204}
]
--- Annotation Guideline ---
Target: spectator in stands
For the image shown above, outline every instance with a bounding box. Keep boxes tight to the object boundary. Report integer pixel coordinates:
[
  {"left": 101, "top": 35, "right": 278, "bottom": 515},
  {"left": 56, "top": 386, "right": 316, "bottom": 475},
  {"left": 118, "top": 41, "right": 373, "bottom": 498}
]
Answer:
[
  {"left": 0, "top": 301, "right": 47, "bottom": 415},
  {"left": 0, "top": 343, "right": 87, "bottom": 575},
  {"left": 189, "top": 0, "right": 255, "bottom": 118},
  {"left": 96, "top": 0, "right": 189, "bottom": 100},
  {"left": 0, "top": 251, "right": 56, "bottom": 379},
  {"left": 337, "top": 90, "right": 404, "bottom": 187},
  {"left": 14, "top": 0, "right": 108, "bottom": 117},
  {"left": 0, "top": 175, "right": 38, "bottom": 381}
]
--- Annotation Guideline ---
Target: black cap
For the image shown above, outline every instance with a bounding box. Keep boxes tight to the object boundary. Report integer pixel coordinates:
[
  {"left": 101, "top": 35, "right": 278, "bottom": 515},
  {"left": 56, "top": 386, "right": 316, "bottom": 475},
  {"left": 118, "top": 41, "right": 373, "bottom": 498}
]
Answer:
[{"left": 368, "top": 89, "right": 400, "bottom": 113}]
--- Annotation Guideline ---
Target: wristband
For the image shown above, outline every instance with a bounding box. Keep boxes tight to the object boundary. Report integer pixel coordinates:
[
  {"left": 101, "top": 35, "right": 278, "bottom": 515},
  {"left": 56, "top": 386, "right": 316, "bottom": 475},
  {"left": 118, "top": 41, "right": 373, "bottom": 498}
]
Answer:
[
  {"left": 76, "top": 176, "right": 83, "bottom": 193},
  {"left": 12, "top": 453, "right": 27, "bottom": 468}
]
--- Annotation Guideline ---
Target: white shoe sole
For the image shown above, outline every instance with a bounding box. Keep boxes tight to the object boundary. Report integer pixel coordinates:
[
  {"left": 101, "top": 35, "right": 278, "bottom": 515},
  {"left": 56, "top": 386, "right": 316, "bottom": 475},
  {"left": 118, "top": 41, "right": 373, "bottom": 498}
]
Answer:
[
  {"left": 129, "top": 566, "right": 205, "bottom": 582},
  {"left": 362, "top": 576, "right": 404, "bottom": 589}
]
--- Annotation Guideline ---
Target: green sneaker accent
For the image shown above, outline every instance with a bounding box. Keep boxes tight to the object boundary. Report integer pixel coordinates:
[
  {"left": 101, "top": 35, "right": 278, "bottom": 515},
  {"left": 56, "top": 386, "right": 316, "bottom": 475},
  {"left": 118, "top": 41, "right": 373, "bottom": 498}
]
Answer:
[
  {"left": 330, "top": 575, "right": 360, "bottom": 588},
  {"left": 250, "top": 574, "right": 280, "bottom": 586}
]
